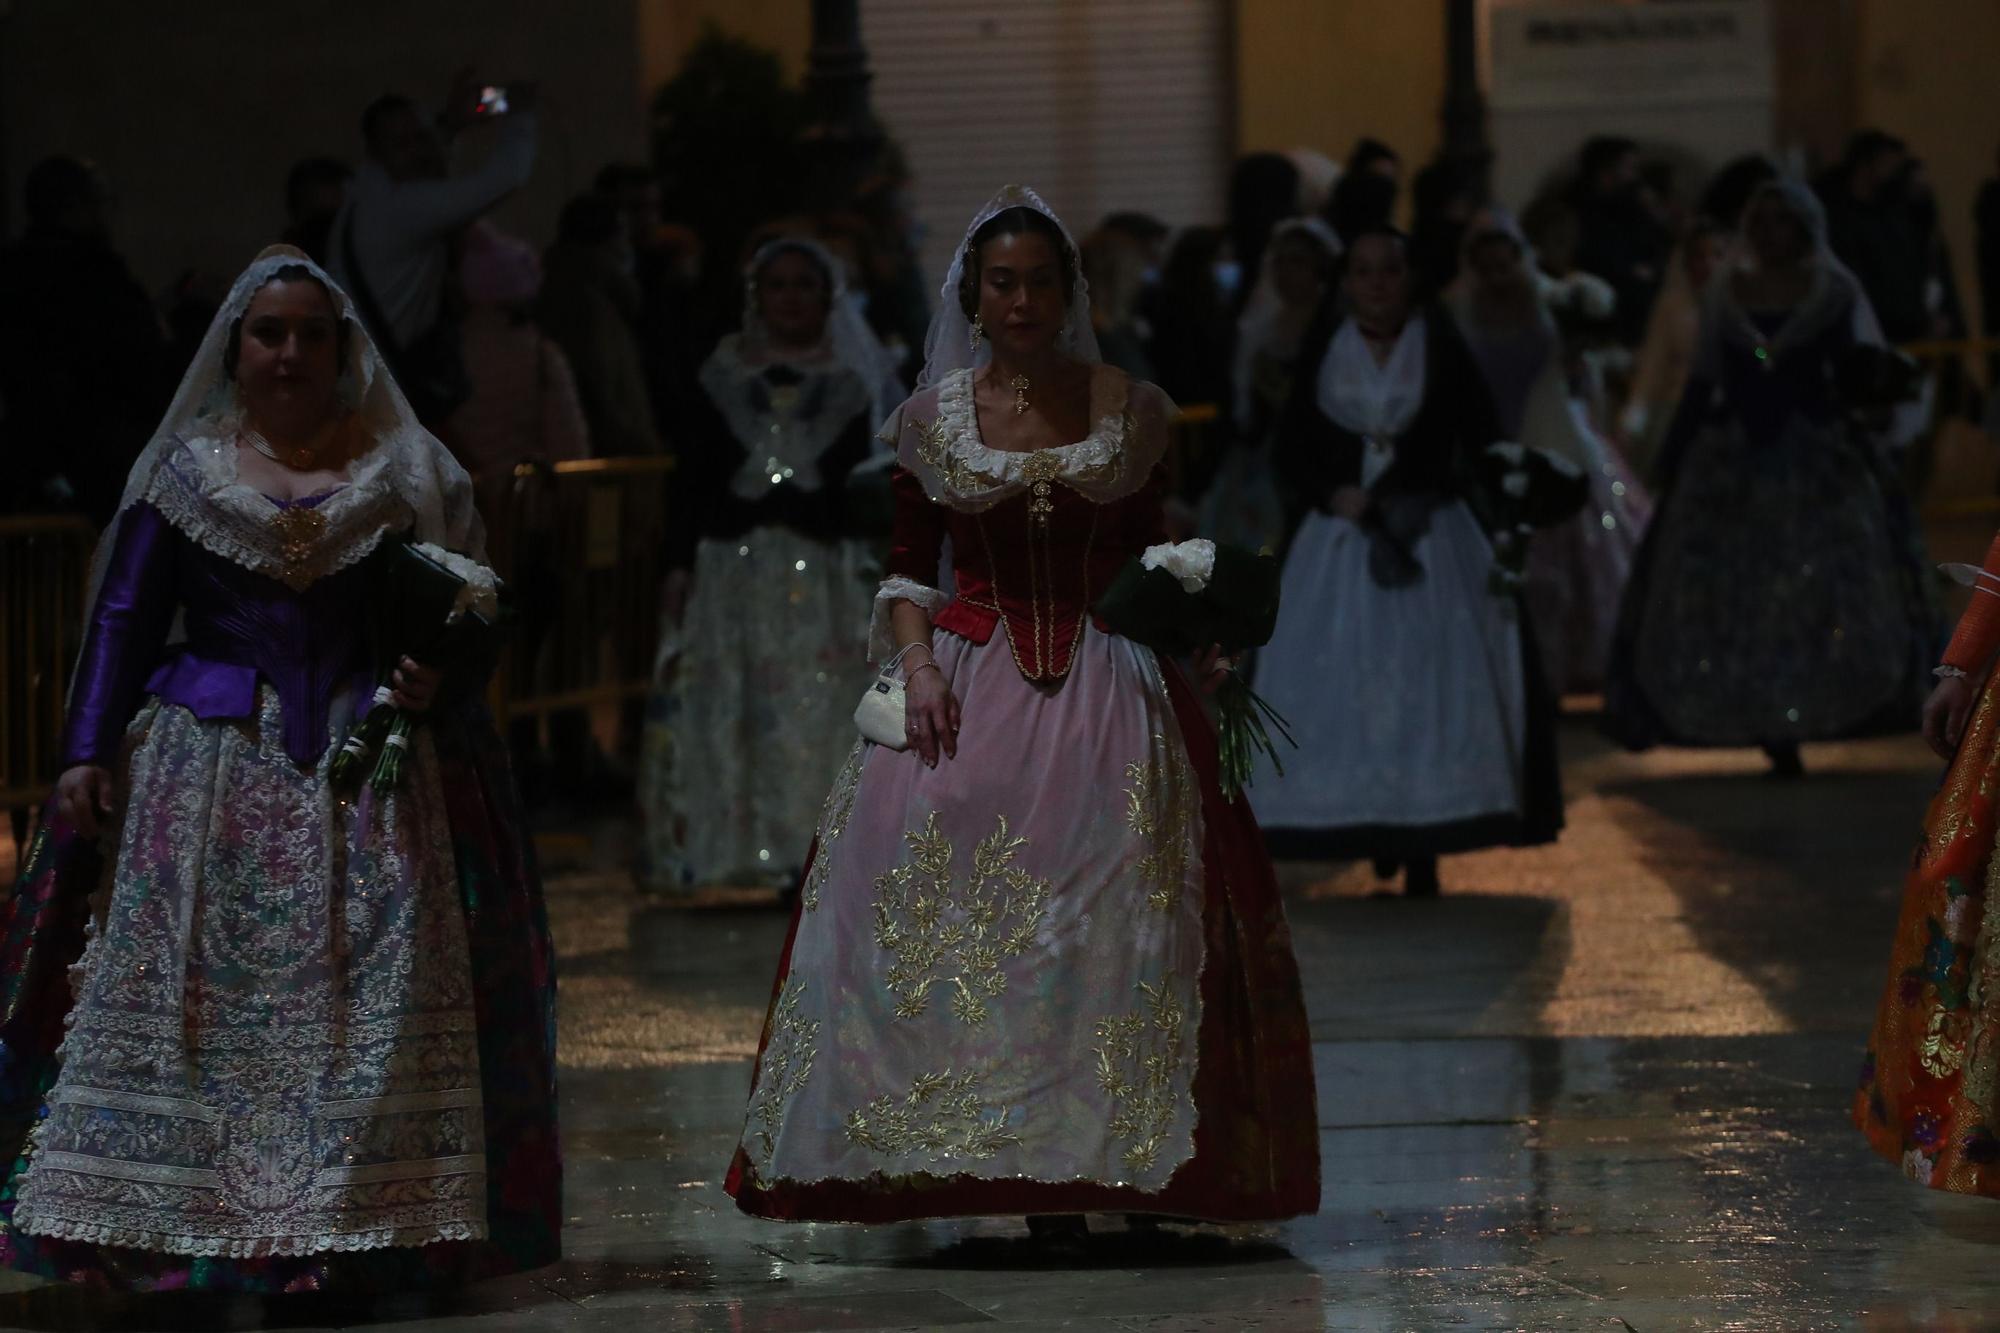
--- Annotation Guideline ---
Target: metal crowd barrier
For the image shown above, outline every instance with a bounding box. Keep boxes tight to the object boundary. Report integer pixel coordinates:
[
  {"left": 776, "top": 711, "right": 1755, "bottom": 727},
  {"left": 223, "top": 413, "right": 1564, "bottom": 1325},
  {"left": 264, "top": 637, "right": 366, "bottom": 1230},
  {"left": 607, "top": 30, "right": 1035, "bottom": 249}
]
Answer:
[
  {"left": 486, "top": 455, "right": 675, "bottom": 733},
  {"left": 0, "top": 516, "right": 96, "bottom": 825}
]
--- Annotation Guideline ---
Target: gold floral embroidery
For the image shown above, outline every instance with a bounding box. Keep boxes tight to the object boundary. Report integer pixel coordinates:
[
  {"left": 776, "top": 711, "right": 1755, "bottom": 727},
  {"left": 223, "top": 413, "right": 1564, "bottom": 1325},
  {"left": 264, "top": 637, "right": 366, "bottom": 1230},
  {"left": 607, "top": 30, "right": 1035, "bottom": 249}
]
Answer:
[
  {"left": 1093, "top": 980, "right": 1189, "bottom": 1174},
  {"left": 802, "top": 744, "right": 865, "bottom": 913},
  {"left": 909, "top": 415, "right": 982, "bottom": 496},
  {"left": 748, "top": 978, "right": 820, "bottom": 1175},
  {"left": 843, "top": 1068, "right": 1020, "bottom": 1162},
  {"left": 872, "top": 813, "right": 1051, "bottom": 1024},
  {"left": 1924, "top": 1007, "right": 1969, "bottom": 1077},
  {"left": 1951, "top": 794, "right": 2000, "bottom": 1119},
  {"left": 1925, "top": 692, "right": 2000, "bottom": 865},
  {"left": 1124, "top": 740, "right": 1197, "bottom": 913}
]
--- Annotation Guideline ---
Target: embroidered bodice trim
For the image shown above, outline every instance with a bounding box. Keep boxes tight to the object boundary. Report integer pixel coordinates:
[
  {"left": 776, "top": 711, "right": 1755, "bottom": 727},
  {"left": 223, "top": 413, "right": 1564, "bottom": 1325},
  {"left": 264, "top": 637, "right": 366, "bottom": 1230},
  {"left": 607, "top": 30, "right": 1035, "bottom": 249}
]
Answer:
[
  {"left": 891, "top": 366, "right": 1166, "bottom": 512},
  {"left": 143, "top": 437, "right": 406, "bottom": 591}
]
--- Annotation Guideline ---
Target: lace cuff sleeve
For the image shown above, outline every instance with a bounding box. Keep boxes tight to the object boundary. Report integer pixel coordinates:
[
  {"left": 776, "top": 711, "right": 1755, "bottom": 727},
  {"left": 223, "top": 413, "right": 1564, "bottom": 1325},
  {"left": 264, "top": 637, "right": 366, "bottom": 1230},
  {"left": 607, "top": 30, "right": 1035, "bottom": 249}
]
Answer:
[{"left": 869, "top": 576, "right": 949, "bottom": 663}]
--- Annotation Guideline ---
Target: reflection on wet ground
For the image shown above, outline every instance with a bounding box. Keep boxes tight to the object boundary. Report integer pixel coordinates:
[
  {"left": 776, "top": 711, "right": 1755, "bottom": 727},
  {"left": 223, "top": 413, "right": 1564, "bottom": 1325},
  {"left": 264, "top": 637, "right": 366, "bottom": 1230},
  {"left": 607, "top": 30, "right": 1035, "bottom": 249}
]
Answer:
[{"left": 4, "top": 723, "right": 1999, "bottom": 1330}]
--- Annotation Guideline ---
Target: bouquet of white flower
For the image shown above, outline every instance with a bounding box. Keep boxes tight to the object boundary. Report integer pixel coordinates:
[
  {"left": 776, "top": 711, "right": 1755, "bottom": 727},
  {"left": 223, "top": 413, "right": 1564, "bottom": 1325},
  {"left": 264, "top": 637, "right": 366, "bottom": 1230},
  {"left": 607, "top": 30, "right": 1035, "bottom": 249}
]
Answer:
[
  {"left": 330, "top": 539, "right": 505, "bottom": 795},
  {"left": 1097, "top": 539, "right": 1295, "bottom": 801}
]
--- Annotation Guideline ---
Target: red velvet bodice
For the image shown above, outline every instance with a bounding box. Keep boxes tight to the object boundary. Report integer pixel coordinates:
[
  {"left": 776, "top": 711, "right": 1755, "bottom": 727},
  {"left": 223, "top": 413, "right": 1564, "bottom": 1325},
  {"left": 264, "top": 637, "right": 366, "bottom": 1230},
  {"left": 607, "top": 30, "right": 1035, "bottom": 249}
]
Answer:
[{"left": 884, "top": 462, "right": 1166, "bottom": 683}]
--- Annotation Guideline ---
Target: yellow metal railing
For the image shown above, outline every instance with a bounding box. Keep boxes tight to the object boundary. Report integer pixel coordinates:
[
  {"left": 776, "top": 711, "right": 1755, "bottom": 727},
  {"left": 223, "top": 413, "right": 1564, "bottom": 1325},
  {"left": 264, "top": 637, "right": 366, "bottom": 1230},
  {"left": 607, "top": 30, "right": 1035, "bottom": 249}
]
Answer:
[
  {"left": 486, "top": 455, "right": 676, "bottom": 730},
  {"left": 0, "top": 516, "right": 96, "bottom": 815}
]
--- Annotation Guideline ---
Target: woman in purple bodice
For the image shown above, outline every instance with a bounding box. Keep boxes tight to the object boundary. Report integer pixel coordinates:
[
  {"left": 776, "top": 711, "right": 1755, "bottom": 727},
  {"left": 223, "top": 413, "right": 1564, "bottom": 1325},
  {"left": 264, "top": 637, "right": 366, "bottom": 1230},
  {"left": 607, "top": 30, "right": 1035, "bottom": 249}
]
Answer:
[{"left": 0, "top": 247, "right": 559, "bottom": 1296}]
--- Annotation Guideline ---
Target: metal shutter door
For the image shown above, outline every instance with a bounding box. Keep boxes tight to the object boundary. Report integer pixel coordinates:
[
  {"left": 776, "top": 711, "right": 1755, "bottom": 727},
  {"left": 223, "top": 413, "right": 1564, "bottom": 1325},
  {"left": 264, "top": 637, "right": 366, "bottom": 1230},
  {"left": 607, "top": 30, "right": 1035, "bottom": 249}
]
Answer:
[{"left": 861, "top": 0, "right": 1232, "bottom": 287}]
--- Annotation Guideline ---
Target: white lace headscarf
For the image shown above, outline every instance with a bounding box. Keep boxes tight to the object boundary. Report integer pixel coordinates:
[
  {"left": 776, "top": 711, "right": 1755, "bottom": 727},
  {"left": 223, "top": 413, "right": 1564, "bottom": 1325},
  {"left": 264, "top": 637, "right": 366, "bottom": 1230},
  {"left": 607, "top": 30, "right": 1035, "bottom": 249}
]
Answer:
[
  {"left": 87, "top": 244, "right": 479, "bottom": 612},
  {"left": 916, "top": 184, "right": 1101, "bottom": 389},
  {"left": 740, "top": 235, "right": 905, "bottom": 426},
  {"left": 1233, "top": 215, "right": 1343, "bottom": 428},
  {"left": 1691, "top": 177, "right": 1921, "bottom": 445}
]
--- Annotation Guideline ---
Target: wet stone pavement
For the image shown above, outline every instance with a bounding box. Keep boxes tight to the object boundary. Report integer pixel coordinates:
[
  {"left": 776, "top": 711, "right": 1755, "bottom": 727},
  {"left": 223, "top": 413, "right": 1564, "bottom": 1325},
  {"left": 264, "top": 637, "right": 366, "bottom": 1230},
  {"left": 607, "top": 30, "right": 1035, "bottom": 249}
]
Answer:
[{"left": 5, "top": 720, "right": 2000, "bottom": 1331}]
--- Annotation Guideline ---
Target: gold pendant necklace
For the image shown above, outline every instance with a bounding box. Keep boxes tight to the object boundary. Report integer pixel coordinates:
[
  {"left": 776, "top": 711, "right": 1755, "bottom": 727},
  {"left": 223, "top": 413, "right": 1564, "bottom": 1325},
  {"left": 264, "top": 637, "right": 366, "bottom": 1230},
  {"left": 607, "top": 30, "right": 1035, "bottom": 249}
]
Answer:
[
  {"left": 1010, "top": 374, "right": 1031, "bottom": 416},
  {"left": 243, "top": 426, "right": 322, "bottom": 471}
]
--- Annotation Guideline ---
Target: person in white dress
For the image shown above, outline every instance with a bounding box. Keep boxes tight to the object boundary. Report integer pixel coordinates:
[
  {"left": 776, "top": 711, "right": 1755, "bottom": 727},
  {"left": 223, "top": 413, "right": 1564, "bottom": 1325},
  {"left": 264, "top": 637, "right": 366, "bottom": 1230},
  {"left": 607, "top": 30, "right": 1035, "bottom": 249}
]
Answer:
[
  {"left": 1253, "top": 226, "right": 1565, "bottom": 896},
  {"left": 639, "top": 238, "right": 884, "bottom": 891}
]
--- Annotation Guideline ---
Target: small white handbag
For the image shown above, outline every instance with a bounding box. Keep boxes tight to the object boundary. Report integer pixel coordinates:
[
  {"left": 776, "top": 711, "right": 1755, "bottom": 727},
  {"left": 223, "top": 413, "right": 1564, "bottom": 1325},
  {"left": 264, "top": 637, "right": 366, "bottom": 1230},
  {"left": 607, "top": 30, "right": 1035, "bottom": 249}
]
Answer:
[{"left": 853, "top": 644, "right": 924, "bottom": 749}]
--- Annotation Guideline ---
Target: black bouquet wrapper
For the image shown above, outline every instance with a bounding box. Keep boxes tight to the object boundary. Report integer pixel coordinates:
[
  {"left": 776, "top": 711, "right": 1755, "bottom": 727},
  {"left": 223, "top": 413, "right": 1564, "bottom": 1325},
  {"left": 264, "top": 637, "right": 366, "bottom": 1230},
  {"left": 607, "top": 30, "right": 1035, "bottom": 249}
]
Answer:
[
  {"left": 331, "top": 537, "right": 510, "bottom": 794},
  {"left": 1095, "top": 545, "right": 1282, "bottom": 659},
  {"left": 1096, "top": 543, "right": 1293, "bottom": 800}
]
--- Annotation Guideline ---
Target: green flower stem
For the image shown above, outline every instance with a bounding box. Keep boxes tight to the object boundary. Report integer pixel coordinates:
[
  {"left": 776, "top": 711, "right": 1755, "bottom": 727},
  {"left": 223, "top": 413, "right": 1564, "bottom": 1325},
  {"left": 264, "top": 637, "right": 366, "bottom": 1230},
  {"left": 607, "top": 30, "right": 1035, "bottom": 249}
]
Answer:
[
  {"left": 368, "top": 712, "right": 416, "bottom": 794},
  {"left": 329, "top": 702, "right": 396, "bottom": 792},
  {"left": 1212, "top": 671, "right": 1296, "bottom": 803}
]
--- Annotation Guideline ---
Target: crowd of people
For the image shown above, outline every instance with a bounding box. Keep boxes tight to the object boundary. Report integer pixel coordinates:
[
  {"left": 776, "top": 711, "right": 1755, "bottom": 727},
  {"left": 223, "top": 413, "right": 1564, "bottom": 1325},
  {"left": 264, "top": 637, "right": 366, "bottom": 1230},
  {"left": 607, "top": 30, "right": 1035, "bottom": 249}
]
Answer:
[{"left": 5, "top": 69, "right": 2000, "bottom": 1305}]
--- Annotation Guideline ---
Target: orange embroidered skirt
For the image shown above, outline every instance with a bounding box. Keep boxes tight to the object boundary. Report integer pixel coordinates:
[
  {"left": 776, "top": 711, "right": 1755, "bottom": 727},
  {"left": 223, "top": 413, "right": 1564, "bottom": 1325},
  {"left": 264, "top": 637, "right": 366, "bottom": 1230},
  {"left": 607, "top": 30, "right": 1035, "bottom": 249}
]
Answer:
[{"left": 1857, "top": 673, "right": 2000, "bottom": 1193}]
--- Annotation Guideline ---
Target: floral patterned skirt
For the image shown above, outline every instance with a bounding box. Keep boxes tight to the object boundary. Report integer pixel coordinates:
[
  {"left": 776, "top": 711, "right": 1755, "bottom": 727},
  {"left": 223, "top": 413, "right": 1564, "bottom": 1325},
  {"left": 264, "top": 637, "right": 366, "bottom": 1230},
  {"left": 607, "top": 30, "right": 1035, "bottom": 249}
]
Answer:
[
  {"left": 0, "top": 694, "right": 560, "bottom": 1292},
  {"left": 639, "top": 528, "right": 877, "bottom": 890},
  {"left": 1606, "top": 413, "right": 1929, "bottom": 748},
  {"left": 1857, "top": 669, "right": 2000, "bottom": 1192},
  {"left": 725, "top": 626, "right": 1318, "bottom": 1222}
]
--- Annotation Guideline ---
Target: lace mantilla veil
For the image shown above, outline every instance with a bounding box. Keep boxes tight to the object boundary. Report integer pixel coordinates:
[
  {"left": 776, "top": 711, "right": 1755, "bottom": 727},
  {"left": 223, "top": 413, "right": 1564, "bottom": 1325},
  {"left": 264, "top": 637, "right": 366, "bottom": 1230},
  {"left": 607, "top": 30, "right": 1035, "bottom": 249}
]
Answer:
[
  {"left": 915, "top": 183, "right": 1102, "bottom": 390},
  {"left": 738, "top": 235, "right": 907, "bottom": 429},
  {"left": 85, "top": 245, "right": 481, "bottom": 619}
]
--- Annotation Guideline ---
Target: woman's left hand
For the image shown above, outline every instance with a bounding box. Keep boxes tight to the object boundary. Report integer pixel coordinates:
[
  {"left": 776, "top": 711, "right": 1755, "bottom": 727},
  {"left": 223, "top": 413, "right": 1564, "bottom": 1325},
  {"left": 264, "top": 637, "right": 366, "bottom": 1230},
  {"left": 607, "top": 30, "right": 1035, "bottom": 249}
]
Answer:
[
  {"left": 1194, "top": 643, "right": 1234, "bottom": 695},
  {"left": 392, "top": 656, "right": 443, "bottom": 712}
]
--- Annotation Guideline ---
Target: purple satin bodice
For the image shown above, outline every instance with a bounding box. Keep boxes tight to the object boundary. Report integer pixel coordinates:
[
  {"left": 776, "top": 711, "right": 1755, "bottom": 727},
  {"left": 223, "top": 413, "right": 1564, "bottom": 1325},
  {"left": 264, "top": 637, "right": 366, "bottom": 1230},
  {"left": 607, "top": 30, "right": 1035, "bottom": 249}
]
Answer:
[{"left": 60, "top": 497, "right": 371, "bottom": 769}]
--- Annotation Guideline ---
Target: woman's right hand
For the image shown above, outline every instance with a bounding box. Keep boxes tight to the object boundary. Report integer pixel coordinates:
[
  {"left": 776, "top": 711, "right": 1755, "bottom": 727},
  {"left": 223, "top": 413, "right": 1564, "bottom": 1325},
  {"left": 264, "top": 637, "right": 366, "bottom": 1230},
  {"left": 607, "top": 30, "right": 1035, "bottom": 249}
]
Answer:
[
  {"left": 1330, "top": 485, "right": 1369, "bottom": 521},
  {"left": 904, "top": 660, "right": 961, "bottom": 768},
  {"left": 56, "top": 764, "right": 116, "bottom": 840},
  {"left": 1924, "top": 674, "right": 1976, "bottom": 759}
]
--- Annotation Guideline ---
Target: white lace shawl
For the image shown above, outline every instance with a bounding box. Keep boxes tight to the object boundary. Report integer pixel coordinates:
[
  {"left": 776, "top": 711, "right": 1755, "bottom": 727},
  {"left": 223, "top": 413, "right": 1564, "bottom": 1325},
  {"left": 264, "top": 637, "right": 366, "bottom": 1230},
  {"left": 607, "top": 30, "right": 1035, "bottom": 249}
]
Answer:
[
  {"left": 697, "top": 334, "right": 873, "bottom": 500},
  {"left": 1313, "top": 316, "right": 1429, "bottom": 491},
  {"left": 92, "top": 247, "right": 481, "bottom": 607}
]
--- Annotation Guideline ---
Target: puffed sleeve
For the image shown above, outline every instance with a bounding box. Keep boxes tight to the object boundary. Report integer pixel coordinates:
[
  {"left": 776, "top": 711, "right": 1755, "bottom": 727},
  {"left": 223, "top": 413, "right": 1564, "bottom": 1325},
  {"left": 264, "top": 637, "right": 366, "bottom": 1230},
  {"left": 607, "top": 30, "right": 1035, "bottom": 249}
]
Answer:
[
  {"left": 59, "top": 503, "right": 181, "bottom": 768},
  {"left": 1944, "top": 531, "right": 2000, "bottom": 675}
]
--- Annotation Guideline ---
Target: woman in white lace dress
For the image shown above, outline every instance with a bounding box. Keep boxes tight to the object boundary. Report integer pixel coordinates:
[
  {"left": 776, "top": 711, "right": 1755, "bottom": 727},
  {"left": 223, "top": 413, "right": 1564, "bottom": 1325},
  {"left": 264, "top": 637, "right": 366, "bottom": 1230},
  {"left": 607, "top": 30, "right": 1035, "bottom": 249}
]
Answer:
[
  {"left": 723, "top": 188, "right": 1318, "bottom": 1240},
  {"left": 640, "top": 238, "right": 884, "bottom": 891}
]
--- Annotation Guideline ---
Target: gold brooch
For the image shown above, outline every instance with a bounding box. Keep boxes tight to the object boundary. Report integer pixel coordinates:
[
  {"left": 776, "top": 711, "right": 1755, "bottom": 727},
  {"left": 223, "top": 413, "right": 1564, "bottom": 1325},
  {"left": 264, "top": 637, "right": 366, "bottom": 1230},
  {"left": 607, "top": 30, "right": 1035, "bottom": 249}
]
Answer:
[{"left": 271, "top": 505, "right": 327, "bottom": 573}]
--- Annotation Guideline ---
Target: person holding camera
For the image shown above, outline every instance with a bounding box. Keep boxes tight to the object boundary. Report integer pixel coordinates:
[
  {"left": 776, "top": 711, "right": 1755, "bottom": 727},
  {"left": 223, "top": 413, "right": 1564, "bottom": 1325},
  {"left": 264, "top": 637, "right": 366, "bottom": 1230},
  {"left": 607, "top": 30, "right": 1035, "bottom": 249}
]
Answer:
[{"left": 331, "top": 71, "right": 537, "bottom": 429}]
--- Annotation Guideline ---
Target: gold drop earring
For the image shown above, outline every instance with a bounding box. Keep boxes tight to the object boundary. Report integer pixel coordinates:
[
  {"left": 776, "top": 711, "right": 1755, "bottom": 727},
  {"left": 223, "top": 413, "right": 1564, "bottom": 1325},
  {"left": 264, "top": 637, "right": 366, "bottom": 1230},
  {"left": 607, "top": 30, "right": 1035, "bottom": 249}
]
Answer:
[{"left": 969, "top": 315, "right": 984, "bottom": 353}]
